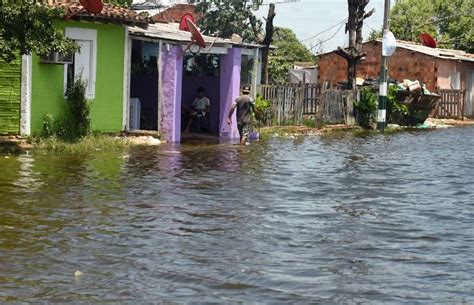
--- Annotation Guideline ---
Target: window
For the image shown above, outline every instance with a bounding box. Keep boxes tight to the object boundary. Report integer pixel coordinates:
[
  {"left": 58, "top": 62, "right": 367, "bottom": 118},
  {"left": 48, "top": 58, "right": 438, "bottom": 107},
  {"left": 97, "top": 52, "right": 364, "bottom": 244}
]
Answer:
[{"left": 64, "top": 28, "right": 97, "bottom": 99}]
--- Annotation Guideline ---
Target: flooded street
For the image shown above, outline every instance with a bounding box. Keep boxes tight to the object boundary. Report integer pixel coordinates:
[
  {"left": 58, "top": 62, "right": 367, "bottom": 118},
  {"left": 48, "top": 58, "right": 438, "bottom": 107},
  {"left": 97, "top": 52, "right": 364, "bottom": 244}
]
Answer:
[{"left": 1, "top": 127, "right": 473, "bottom": 304}]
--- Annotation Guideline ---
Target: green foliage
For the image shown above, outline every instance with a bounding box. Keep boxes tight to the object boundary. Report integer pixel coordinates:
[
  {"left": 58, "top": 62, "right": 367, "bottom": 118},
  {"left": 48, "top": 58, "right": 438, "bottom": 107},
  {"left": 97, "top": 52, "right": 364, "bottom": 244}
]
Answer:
[
  {"left": 195, "top": 0, "right": 263, "bottom": 42},
  {"left": 354, "top": 87, "right": 378, "bottom": 129},
  {"left": 381, "top": 0, "right": 474, "bottom": 53},
  {"left": 269, "top": 27, "right": 314, "bottom": 84},
  {"left": 255, "top": 94, "right": 270, "bottom": 112},
  {"left": 254, "top": 94, "right": 272, "bottom": 125},
  {"left": 387, "top": 84, "right": 409, "bottom": 123},
  {"left": 0, "top": 2, "right": 78, "bottom": 62},
  {"left": 65, "top": 78, "right": 91, "bottom": 139},
  {"left": 41, "top": 114, "right": 54, "bottom": 138},
  {"left": 272, "top": 28, "right": 313, "bottom": 62},
  {"left": 303, "top": 117, "right": 316, "bottom": 128},
  {"left": 103, "top": 0, "right": 132, "bottom": 7},
  {"left": 31, "top": 134, "right": 132, "bottom": 154},
  {"left": 268, "top": 56, "right": 293, "bottom": 84}
]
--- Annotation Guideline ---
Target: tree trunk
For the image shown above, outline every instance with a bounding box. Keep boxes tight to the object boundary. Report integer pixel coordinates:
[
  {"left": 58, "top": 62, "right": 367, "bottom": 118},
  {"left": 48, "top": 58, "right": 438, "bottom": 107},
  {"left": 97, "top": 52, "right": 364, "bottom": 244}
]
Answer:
[
  {"left": 260, "top": 3, "right": 275, "bottom": 84},
  {"left": 335, "top": 0, "right": 374, "bottom": 89}
]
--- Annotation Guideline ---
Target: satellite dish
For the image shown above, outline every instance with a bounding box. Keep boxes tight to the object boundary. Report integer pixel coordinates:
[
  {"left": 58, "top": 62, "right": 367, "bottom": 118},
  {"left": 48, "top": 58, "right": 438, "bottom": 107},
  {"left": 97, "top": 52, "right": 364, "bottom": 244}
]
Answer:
[
  {"left": 179, "top": 13, "right": 195, "bottom": 31},
  {"left": 80, "top": 0, "right": 103, "bottom": 14},
  {"left": 419, "top": 33, "right": 437, "bottom": 48},
  {"left": 382, "top": 30, "right": 397, "bottom": 57},
  {"left": 185, "top": 18, "right": 206, "bottom": 48}
]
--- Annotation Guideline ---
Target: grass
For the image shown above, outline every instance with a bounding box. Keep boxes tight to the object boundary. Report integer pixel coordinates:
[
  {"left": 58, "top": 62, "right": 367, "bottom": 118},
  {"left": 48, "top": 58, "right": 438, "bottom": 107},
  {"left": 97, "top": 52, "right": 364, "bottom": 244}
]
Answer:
[{"left": 30, "top": 134, "right": 133, "bottom": 154}]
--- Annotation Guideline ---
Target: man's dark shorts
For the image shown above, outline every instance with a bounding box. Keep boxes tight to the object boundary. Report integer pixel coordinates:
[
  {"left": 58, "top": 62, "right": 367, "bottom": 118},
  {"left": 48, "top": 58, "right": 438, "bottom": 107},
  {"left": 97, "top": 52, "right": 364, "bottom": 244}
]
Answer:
[{"left": 238, "top": 122, "right": 250, "bottom": 138}]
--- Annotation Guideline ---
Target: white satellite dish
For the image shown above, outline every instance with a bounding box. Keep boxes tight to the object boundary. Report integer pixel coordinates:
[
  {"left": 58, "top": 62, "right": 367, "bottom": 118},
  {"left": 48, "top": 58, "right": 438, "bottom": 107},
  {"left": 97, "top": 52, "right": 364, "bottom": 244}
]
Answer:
[{"left": 382, "top": 30, "right": 397, "bottom": 57}]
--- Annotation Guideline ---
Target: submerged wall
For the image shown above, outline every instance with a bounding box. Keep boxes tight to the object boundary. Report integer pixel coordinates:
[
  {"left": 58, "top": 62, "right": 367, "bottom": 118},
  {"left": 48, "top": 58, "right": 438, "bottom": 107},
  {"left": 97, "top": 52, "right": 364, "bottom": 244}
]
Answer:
[
  {"left": 219, "top": 48, "right": 241, "bottom": 141},
  {"left": 161, "top": 45, "right": 183, "bottom": 142},
  {"left": 30, "top": 21, "right": 125, "bottom": 134}
]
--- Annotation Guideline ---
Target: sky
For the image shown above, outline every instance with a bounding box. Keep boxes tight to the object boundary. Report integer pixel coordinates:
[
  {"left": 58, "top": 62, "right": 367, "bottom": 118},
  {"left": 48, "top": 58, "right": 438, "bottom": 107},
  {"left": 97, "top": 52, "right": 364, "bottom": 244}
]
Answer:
[{"left": 255, "top": 0, "right": 388, "bottom": 54}]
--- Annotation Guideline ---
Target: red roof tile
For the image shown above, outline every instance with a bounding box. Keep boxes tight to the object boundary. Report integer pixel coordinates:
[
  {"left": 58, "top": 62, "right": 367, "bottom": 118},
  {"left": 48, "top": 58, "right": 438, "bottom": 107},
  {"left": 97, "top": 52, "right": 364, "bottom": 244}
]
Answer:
[
  {"left": 152, "top": 4, "right": 202, "bottom": 24},
  {"left": 48, "top": 0, "right": 151, "bottom": 28}
]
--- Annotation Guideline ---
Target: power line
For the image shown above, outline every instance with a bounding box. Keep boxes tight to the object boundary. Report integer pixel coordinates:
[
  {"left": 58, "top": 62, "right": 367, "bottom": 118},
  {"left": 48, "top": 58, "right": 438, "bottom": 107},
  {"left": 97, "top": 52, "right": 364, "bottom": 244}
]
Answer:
[
  {"left": 300, "top": 18, "right": 347, "bottom": 43},
  {"left": 310, "top": 20, "right": 346, "bottom": 52}
]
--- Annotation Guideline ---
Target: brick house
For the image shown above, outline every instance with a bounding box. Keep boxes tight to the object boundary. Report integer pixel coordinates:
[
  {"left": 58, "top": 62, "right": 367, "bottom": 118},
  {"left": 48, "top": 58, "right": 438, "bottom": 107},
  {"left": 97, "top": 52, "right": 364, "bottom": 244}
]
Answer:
[
  {"left": 317, "top": 40, "right": 474, "bottom": 116},
  {"left": 318, "top": 40, "right": 474, "bottom": 91}
]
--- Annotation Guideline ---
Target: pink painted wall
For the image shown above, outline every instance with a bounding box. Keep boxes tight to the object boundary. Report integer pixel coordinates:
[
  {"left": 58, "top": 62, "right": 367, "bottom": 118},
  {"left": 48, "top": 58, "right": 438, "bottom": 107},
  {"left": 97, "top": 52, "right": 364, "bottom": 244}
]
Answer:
[
  {"left": 219, "top": 48, "right": 241, "bottom": 142},
  {"left": 181, "top": 75, "right": 220, "bottom": 132},
  {"left": 436, "top": 59, "right": 474, "bottom": 90}
]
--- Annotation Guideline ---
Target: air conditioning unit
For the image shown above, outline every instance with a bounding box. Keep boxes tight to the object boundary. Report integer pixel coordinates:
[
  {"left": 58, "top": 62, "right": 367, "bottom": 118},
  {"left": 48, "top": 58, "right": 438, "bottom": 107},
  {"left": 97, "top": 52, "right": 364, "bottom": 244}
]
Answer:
[{"left": 41, "top": 52, "right": 74, "bottom": 65}]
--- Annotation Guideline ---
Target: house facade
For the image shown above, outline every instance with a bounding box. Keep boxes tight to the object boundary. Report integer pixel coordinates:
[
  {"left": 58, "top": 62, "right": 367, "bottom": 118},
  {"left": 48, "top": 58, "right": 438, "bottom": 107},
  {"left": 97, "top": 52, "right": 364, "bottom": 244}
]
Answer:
[
  {"left": 317, "top": 40, "right": 474, "bottom": 116},
  {"left": 127, "top": 23, "right": 263, "bottom": 143},
  {"left": 0, "top": 1, "right": 149, "bottom": 136}
]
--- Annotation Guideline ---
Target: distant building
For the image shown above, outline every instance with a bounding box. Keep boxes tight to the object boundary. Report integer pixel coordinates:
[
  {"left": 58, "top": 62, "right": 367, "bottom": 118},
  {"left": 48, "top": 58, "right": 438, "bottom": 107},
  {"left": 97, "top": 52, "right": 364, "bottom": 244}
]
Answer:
[{"left": 317, "top": 40, "right": 474, "bottom": 116}]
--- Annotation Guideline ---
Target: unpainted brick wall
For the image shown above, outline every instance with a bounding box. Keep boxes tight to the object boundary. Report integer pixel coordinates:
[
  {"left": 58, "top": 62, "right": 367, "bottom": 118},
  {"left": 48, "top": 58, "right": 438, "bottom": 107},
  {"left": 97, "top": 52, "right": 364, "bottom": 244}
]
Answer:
[{"left": 318, "top": 41, "right": 440, "bottom": 90}]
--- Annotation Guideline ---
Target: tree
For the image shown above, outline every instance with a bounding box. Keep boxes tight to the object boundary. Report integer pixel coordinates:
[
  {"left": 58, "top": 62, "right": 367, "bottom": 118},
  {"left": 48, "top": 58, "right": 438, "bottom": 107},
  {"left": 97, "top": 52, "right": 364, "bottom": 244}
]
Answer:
[
  {"left": 369, "top": 0, "right": 474, "bottom": 53},
  {"left": 268, "top": 27, "right": 314, "bottom": 84},
  {"left": 0, "top": 1, "right": 77, "bottom": 63},
  {"left": 195, "top": 0, "right": 263, "bottom": 42},
  {"left": 195, "top": 0, "right": 278, "bottom": 84},
  {"left": 336, "top": 0, "right": 374, "bottom": 89},
  {"left": 260, "top": 3, "right": 276, "bottom": 84}
]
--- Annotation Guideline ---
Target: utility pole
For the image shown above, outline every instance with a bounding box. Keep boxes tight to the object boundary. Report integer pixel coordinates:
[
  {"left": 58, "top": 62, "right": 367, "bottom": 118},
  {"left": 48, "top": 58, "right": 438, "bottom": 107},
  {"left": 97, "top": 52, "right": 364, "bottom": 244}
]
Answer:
[{"left": 377, "top": 0, "right": 391, "bottom": 132}]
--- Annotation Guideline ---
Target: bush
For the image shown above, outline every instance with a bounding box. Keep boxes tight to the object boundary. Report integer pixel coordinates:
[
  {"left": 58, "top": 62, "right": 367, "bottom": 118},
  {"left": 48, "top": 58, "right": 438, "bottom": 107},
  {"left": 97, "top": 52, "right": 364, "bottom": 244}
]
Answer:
[
  {"left": 41, "top": 114, "right": 54, "bottom": 138},
  {"left": 254, "top": 94, "right": 272, "bottom": 126},
  {"left": 387, "top": 84, "right": 410, "bottom": 123},
  {"left": 354, "top": 86, "right": 378, "bottom": 129},
  {"left": 39, "top": 79, "right": 91, "bottom": 141},
  {"left": 65, "top": 78, "right": 90, "bottom": 139}
]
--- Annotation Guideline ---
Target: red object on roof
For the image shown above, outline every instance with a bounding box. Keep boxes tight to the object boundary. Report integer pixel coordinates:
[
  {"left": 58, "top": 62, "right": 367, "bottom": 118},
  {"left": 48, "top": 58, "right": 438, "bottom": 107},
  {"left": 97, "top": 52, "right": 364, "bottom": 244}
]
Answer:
[
  {"left": 185, "top": 18, "right": 206, "bottom": 48},
  {"left": 79, "top": 0, "right": 103, "bottom": 14},
  {"left": 49, "top": 0, "right": 150, "bottom": 28},
  {"left": 419, "top": 33, "right": 437, "bottom": 48},
  {"left": 179, "top": 13, "right": 195, "bottom": 31}
]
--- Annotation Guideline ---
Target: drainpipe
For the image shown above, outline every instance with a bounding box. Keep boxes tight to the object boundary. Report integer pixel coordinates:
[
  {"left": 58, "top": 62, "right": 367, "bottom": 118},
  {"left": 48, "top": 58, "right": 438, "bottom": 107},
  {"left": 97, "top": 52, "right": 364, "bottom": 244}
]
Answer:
[{"left": 377, "top": 0, "right": 391, "bottom": 132}]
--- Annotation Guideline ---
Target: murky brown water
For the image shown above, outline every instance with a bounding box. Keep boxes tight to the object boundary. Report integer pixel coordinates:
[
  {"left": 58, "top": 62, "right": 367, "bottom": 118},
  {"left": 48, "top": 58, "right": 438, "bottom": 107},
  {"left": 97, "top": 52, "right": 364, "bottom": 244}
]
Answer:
[{"left": 1, "top": 128, "right": 474, "bottom": 304}]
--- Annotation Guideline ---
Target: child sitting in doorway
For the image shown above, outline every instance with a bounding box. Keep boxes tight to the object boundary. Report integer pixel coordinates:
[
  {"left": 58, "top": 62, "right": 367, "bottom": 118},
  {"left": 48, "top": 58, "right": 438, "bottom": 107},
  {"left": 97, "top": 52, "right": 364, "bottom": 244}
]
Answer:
[{"left": 184, "top": 87, "right": 210, "bottom": 133}]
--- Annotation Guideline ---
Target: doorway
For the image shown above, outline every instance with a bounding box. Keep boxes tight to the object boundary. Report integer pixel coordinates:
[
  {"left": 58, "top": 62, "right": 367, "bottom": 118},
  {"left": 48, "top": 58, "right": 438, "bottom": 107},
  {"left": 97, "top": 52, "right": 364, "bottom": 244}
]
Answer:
[
  {"left": 181, "top": 53, "right": 221, "bottom": 140},
  {"left": 129, "top": 40, "right": 159, "bottom": 131}
]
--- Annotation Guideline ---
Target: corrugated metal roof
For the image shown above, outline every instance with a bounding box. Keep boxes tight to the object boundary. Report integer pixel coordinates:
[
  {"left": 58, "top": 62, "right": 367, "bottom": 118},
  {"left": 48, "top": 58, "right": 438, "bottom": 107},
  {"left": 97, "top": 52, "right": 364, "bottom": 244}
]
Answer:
[
  {"left": 317, "top": 40, "right": 474, "bottom": 62},
  {"left": 129, "top": 23, "right": 264, "bottom": 48},
  {"left": 394, "top": 40, "right": 474, "bottom": 62}
]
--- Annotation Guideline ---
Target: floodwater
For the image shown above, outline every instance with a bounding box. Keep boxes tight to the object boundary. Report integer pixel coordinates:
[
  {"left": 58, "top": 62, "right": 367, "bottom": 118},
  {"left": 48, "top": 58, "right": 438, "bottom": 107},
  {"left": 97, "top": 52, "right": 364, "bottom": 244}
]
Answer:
[{"left": 1, "top": 127, "right": 473, "bottom": 304}]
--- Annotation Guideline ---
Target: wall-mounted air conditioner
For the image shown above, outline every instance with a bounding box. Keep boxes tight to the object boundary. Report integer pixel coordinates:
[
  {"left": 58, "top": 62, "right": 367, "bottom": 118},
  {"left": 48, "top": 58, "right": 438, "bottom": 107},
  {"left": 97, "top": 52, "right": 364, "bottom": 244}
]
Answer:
[{"left": 41, "top": 52, "right": 74, "bottom": 65}]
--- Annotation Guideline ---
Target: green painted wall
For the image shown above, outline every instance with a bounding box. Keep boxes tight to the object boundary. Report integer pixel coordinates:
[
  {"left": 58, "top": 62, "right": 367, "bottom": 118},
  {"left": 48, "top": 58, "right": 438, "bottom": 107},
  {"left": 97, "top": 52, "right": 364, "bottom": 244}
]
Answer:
[
  {"left": 31, "top": 21, "right": 125, "bottom": 134},
  {"left": 0, "top": 58, "right": 21, "bottom": 135}
]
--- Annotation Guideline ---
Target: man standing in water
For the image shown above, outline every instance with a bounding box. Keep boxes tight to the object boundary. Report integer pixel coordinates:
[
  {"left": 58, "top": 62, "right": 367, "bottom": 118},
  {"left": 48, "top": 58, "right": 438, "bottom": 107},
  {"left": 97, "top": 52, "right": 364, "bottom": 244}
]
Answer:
[{"left": 227, "top": 86, "right": 259, "bottom": 145}]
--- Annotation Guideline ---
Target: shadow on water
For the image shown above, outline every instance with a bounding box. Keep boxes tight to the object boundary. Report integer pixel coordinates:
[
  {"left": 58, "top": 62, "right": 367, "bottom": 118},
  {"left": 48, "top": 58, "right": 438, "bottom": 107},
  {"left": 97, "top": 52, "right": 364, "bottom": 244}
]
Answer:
[{"left": 1, "top": 127, "right": 474, "bottom": 303}]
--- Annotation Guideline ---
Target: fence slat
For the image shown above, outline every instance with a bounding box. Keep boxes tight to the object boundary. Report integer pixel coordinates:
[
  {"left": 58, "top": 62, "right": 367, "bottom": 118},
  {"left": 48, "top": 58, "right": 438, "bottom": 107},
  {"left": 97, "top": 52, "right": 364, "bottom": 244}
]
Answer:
[{"left": 436, "top": 89, "right": 465, "bottom": 119}]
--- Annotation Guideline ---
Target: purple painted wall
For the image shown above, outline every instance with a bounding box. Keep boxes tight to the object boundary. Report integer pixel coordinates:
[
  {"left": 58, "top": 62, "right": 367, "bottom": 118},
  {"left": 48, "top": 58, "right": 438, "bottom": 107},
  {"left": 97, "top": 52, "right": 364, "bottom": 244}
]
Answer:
[
  {"left": 219, "top": 48, "right": 241, "bottom": 141},
  {"left": 161, "top": 45, "right": 183, "bottom": 142},
  {"left": 181, "top": 76, "right": 220, "bottom": 132}
]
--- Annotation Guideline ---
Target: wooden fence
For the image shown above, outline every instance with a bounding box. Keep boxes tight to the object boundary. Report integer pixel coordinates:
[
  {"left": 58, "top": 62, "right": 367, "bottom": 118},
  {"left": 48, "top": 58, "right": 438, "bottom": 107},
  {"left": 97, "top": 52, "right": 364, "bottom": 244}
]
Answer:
[
  {"left": 257, "top": 84, "right": 356, "bottom": 127},
  {"left": 435, "top": 89, "right": 465, "bottom": 119}
]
